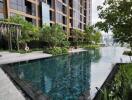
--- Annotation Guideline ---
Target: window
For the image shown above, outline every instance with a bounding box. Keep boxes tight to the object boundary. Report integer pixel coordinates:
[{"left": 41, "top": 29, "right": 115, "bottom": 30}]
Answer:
[
  {"left": 0, "top": 0, "right": 4, "bottom": 19},
  {"left": 25, "top": 0, "right": 36, "bottom": 16},
  {"left": 56, "top": 13, "right": 62, "bottom": 23},
  {"left": 10, "top": 0, "right": 25, "bottom": 12},
  {"left": 0, "top": 13, "right": 4, "bottom": 19}
]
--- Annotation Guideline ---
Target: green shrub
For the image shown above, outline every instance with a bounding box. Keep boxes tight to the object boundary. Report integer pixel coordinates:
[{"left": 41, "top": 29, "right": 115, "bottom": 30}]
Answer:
[
  {"left": 32, "top": 48, "right": 43, "bottom": 51},
  {"left": 61, "top": 41, "right": 70, "bottom": 48},
  {"left": 61, "top": 47, "right": 68, "bottom": 54},
  {"left": 40, "top": 24, "right": 67, "bottom": 48},
  {"left": 43, "top": 47, "right": 68, "bottom": 56},
  {"left": 81, "top": 45, "right": 100, "bottom": 49},
  {"left": 123, "top": 51, "right": 132, "bottom": 56},
  {"left": 0, "top": 48, "right": 4, "bottom": 51},
  {"left": 51, "top": 47, "right": 62, "bottom": 55},
  {"left": 99, "top": 64, "right": 132, "bottom": 100}
]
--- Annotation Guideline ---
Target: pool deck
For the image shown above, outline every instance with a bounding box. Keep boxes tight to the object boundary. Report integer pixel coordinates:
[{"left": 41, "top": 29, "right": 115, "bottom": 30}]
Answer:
[
  {"left": 0, "top": 48, "right": 86, "bottom": 65},
  {"left": 0, "top": 51, "right": 52, "bottom": 65},
  {"left": 0, "top": 68, "right": 25, "bottom": 100}
]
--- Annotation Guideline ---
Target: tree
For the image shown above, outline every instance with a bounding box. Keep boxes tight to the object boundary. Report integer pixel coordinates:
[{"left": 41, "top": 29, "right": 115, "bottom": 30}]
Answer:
[
  {"left": 40, "top": 24, "right": 67, "bottom": 48},
  {"left": 84, "top": 25, "right": 96, "bottom": 44},
  {"left": 92, "top": 31, "right": 102, "bottom": 44},
  {"left": 96, "top": 0, "right": 132, "bottom": 50},
  {"left": 71, "top": 29, "right": 85, "bottom": 47},
  {"left": 9, "top": 15, "right": 40, "bottom": 46}
]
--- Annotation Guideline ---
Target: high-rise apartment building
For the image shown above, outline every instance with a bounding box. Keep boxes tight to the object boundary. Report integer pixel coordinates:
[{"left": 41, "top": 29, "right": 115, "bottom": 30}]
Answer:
[
  {"left": 0, "top": 0, "right": 40, "bottom": 26},
  {"left": 0, "top": 0, "right": 92, "bottom": 32}
]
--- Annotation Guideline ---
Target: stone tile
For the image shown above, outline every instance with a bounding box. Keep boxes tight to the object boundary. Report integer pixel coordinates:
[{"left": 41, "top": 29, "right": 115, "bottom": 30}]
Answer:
[
  {"left": 0, "top": 68, "right": 25, "bottom": 100},
  {"left": 0, "top": 51, "right": 52, "bottom": 65}
]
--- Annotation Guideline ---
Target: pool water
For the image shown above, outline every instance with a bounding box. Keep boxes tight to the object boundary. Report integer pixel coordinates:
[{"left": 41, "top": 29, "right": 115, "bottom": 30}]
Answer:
[{"left": 8, "top": 47, "right": 129, "bottom": 100}]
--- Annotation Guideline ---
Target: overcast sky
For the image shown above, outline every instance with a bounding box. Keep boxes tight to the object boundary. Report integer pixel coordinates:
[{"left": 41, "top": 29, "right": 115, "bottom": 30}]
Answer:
[
  {"left": 92, "top": 0, "right": 104, "bottom": 24},
  {"left": 92, "top": 0, "right": 112, "bottom": 35}
]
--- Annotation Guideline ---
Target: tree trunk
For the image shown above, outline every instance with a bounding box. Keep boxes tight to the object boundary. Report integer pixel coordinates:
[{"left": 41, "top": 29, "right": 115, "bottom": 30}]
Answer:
[
  {"left": 8, "top": 27, "right": 12, "bottom": 51},
  {"left": 16, "top": 28, "right": 19, "bottom": 51}
]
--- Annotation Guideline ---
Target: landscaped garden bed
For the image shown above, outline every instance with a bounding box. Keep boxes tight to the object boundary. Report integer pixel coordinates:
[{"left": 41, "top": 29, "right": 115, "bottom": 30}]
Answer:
[
  {"left": 43, "top": 47, "right": 68, "bottom": 56},
  {"left": 80, "top": 44, "right": 100, "bottom": 49},
  {"left": 94, "top": 63, "right": 132, "bottom": 100}
]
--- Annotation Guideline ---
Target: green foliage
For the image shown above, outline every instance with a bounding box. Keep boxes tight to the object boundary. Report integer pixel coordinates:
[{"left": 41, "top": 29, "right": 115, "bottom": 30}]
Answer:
[
  {"left": 71, "top": 29, "right": 85, "bottom": 46},
  {"left": 70, "top": 25, "right": 102, "bottom": 47},
  {"left": 50, "top": 47, "right": 62, "bottom": 55},
  {"left": 99, "top": 64, "right": 132, "bottom": 100},
  {"left": 84, "top": 25, "right": 95, "bottom": 44},
  {"left": 82, "top": 45, "right": 100, "bottom": 49},
  {"left": 9, "top": 15, "right": 40, "bottom": 44},
  {"left": 61, "top": 47, "right": 68, "bottom": 54},
  {"left": 84, "top": 25, "right": 102, "bottom": 45},
  {"left": 40, "top": 24, "right": 67, "bottom": 48},
  {"left": 123, "top": 51, "right": 132, "bottom": 61},
  {"left": 61, "top": 40, "right": 70, "bottom": 48},
  {"left": 123, "top": 51, "right": 132, "bottom": 56},
  {"left": 43, "top": 47, "right": 68, "bottom": 56},
  {"left": 96, "top": 0, "right": 132, "bottom": 49},
  {"left": 92, "top": 32, "right": 102, "bottom": 44}
]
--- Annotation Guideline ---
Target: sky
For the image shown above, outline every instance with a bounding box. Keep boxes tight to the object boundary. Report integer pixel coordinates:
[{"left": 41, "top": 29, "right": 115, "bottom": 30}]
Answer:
[
  {"left": 92, "top": 0, "right": 113, "bottom": 35},
  {"left": 92, "top": 0, "right": 104, "bottom": 24}
]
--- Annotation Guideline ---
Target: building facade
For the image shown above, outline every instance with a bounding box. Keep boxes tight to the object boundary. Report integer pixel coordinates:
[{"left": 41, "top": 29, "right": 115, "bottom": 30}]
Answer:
[
  {"left": 0, "top": 0, "right": 92, "bottom": 33},
  {"left": 0, "top": 0, "right": 40, "bottom": 26}
]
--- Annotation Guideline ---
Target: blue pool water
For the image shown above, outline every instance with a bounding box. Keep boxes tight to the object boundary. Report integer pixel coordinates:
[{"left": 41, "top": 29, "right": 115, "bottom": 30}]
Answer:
[{"left": 8, "top": 47, "right": 129, "bottom": 100}]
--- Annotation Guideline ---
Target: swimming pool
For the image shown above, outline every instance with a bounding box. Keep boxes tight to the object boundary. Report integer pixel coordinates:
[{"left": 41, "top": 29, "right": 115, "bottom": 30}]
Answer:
[{"left": 2, "top": 47, "right": 129, "bottom": 100}]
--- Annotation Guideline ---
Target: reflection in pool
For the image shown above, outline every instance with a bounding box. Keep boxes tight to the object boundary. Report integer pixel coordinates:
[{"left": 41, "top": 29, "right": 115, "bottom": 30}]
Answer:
[{"left": 7, "top": 47, "right": 128, "bottom": 100}]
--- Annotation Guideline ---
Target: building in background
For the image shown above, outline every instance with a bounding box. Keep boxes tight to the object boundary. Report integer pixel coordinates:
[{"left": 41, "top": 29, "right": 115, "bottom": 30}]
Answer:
[
  {"left": 0, "top": 0, "right": 40, "bottom": 26},
  {"left": 0, "top": 0, "right": 92, "bottom": 33}
]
